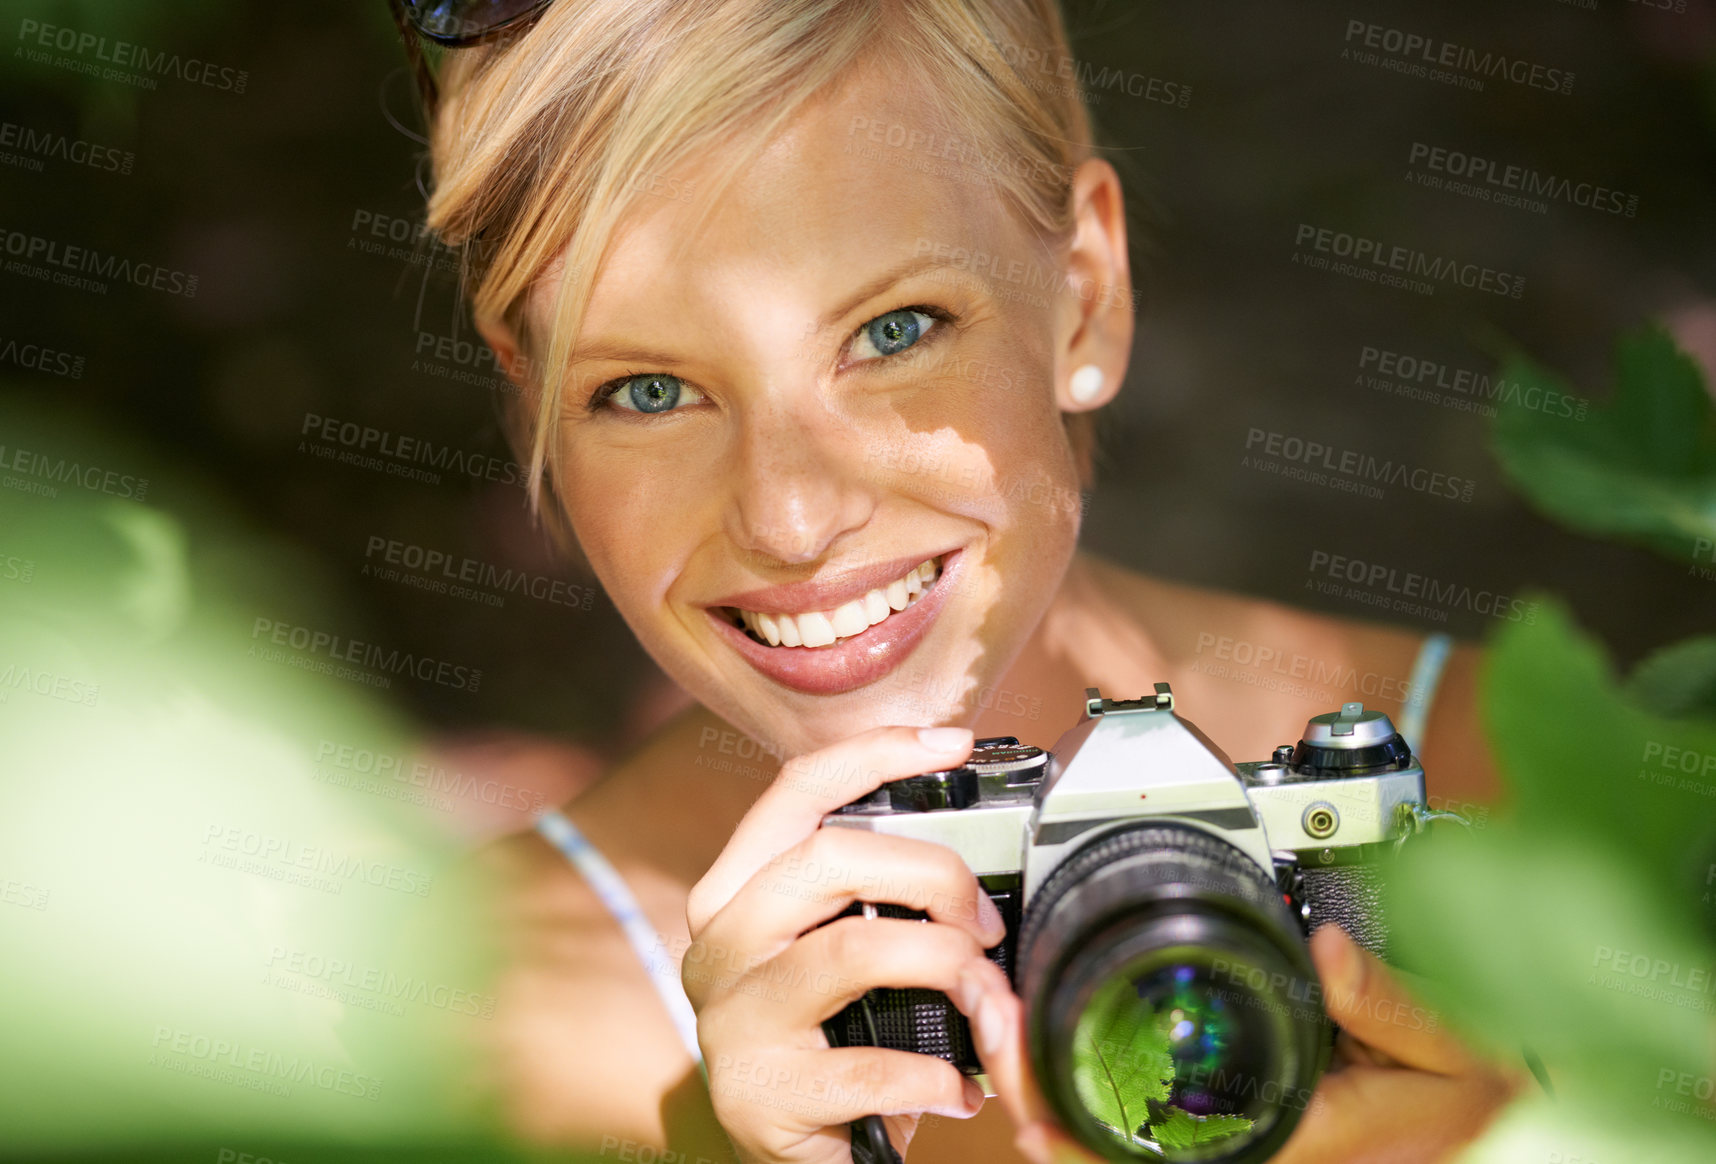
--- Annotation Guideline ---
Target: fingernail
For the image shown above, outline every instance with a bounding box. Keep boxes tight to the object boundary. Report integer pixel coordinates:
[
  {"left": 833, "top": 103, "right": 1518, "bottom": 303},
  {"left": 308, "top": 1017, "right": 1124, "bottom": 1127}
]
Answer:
[
  {"left": 975, "top": 890, "right": 1005, "bottom": 943},
  {"left": 917, "top": 726, "right": 972, "bottom": 751},
  {"left": 960, "top": 1075, "right": 984, "bottom": 1115}
]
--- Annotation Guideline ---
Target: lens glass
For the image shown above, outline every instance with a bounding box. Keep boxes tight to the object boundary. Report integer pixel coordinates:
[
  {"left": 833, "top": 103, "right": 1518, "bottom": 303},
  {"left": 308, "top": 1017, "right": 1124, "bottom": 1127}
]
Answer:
[{"left": 1068, "top": 950, "right": 1297, "bottom": 1160}]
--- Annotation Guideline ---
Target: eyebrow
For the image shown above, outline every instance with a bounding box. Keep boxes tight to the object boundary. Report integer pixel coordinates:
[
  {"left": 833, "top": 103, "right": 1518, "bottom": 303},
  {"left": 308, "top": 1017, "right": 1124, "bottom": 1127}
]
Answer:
[
  {"left": 814, "top": 253, "right": 966, "bottom": 333},
  {"left": 569, "top": 254, "right": 971, "bottom": 368},
  {"left": 569, "top": 338, "right": 689, "bottom": 368}
]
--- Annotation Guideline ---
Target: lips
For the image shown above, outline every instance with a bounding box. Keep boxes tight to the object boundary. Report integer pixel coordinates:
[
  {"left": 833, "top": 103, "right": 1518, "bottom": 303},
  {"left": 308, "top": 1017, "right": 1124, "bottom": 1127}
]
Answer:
[
  {"left": 734, "top": 558, "right": 939, "bottom": 647},
  {"left": 704, "top": 548, "right": 962, "bottom": 696}
]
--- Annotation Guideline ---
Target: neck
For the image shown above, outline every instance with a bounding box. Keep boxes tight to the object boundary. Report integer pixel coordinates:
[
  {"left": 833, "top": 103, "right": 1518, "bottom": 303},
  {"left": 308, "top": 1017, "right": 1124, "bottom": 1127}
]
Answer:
[{"left": 974, "top": 551, "right": 1170, "bottom": 746}]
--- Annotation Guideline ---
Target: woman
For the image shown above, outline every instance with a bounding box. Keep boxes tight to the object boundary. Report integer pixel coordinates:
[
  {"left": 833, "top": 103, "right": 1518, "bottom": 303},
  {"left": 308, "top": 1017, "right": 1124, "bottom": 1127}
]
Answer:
[{"left": 395, "top": 0, "right": 1517, "bottom": 1159}]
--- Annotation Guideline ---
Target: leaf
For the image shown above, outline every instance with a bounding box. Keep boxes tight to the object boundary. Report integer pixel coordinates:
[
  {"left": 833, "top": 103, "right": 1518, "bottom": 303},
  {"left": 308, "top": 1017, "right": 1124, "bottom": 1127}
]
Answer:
[
  {"left": 1477, "top": 599, "right": 1716, "bottom": 904},
  {"left": 1389, "top": 827, "right": 1714, "bottom": 1096},
  {"left": 1456, "top": 1095, "right": 1716, "bottom": 1164},
  {"left": 1071, "top": 981, "right": 1174, "bottom": 1143},
  {"left": 1626, "top": 637, "right": 1716, "bottom": 721},
  {"left": 0, "top": 402, "right": 499, "bottom": 1146},
  {"left": 1151, "top": 1106, "right": 1255, "bottom": 1151},
  {"left": 1386, "top": 602, "right": 1716, "bottom": 1137},
  {"left": 1489, "top": 326, "right": 1716, "bottom": 563}
]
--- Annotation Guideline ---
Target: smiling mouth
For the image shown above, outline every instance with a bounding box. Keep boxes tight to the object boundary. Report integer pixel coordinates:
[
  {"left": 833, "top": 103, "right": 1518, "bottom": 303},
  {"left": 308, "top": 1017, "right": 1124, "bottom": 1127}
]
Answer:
[{"left": 718, "top": 555, "right": 945, "bottom": 649}]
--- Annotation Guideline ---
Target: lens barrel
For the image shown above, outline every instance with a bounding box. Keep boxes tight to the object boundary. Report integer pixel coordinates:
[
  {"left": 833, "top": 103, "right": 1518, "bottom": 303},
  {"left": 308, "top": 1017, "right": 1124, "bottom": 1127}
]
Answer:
[{"left": 1017, "top": 825, "right": 1328, "bottom": 1162}]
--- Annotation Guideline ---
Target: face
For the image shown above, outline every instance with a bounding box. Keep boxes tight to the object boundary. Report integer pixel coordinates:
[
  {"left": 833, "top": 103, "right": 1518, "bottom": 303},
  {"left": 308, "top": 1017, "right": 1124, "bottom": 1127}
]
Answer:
[{"left": 509, "top": 54, "right": 1131, "bottom": 757}]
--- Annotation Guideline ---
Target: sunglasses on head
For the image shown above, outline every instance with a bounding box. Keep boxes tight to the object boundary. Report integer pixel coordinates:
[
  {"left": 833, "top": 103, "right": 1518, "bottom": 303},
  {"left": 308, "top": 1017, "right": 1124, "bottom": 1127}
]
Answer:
[{"left": 387, "top": 0, "right": 557, "bottom": 115}]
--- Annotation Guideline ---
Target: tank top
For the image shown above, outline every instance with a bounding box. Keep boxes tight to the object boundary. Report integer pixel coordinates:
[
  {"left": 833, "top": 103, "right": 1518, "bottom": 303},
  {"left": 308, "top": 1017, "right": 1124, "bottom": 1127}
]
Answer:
[{"left": 534, "top": 631, "right": 1455, "bottom": 1068}]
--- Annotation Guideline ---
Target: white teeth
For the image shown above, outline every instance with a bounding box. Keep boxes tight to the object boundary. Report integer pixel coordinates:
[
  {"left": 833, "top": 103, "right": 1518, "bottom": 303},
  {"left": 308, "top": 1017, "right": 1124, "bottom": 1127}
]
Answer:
[
  {"left": 756, "top": 611, "right": 781, "bottom": 647},
  {"left": 797, "top": 610, "right": 836, "bottom": 648},
  {"left": 829, "top": 600, "right": 869, "bottom": 638},
  {"left": 733, "top": 555, "right": 944, "bottom": 649}
]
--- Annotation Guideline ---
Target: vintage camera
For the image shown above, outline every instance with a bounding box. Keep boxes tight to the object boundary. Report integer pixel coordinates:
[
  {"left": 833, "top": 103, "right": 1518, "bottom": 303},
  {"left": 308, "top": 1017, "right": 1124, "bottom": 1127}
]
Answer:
[{"left": 821, "top": 685, "right": 1435, "bottom": 1163}]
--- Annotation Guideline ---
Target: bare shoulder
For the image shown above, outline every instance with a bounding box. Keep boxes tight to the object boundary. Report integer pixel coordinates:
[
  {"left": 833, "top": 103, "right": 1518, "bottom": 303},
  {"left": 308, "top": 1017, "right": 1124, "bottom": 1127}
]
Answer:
[
  {"left": 456, "top": 705, "right": 739, "bottom": 1153},
  {"left": 1075, "top": 555, "right": 1498, "bottom": 798},
  {"left": 1082, "top": 553, "right": 1420, "bottom": 667},
  {"left": 1081, "top": 554, "right": 1419, "bottom": 697},
  {"left": 454, "top": 827, "right": 665, "bottom": 1146}
]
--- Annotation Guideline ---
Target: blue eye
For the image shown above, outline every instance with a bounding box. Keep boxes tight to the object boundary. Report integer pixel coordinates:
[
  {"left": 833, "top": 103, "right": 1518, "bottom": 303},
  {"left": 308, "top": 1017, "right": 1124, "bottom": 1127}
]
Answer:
[
  {"left": 853, "top": 308, "right": 937, "bottom": 360},
  {"left": 604, "top": 373, "right": 703, "bottom": 414}
]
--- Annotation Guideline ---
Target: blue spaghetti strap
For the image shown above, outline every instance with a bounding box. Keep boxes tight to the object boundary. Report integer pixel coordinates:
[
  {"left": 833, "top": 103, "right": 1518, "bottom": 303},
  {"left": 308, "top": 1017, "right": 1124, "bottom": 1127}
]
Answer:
[
  {"left": 1398, "top": 632, "right": 1453, "bottom": 755},
  {"left": 535, "top": 807, "right": 706, "bottom": 1070}
]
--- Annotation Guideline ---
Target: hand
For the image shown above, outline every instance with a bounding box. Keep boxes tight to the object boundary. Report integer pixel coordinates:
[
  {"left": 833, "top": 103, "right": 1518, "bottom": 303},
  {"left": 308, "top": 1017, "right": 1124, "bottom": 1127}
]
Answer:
[
  {"left": 976, "top": 925, "right": 1520, "bottom": 1164},
  {"left": 683, "top": 725, "right": 1016, "bottom": 1164},
  {"left": 1269, "top": 926, "right": 1520, "bottom": 1163}
]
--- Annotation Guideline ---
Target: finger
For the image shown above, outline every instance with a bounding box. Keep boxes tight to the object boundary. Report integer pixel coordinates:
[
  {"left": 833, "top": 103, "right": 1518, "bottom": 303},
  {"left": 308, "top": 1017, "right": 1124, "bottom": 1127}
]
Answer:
[
  {"left": 1270, "top": 1062, "right": 1516, "bottom": 1164},
  {"left": 963, "top": 964, "right": 1110, "bottom": 1164},
  {"left": 961, "top": 960, "right": 1046, "bottom": 1129},
  {"left": 687, "top": 725, "right": 974, "bottom": 932},
  {"left": 1310, "top": 925, "right": 1476, "bottom": 1076},
  {"left": 698, "top": 916, "right": 990, "bottom": 1031},
  {"left": 710, "top": 1045, "right": 984, "bottom": 1132},
  {"left": 1331, "top": 1027, "right": 1391, "bottom": 1070},
  {"left": 1013, "top": 1122, "right": 1108, "bottom": 1164},
  {"left": 697, "top": 826, "right": 1006, "bottom": 961}
]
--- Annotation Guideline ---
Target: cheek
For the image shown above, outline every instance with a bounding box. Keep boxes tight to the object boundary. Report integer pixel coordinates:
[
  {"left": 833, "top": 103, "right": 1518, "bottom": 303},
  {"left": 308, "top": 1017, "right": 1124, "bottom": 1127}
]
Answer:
[
  {"left": 879, "top": 370, "right": 1081, "bottom": 531},
  {"left": 553, "top": 447, "right": 702, "bottom": 624}
]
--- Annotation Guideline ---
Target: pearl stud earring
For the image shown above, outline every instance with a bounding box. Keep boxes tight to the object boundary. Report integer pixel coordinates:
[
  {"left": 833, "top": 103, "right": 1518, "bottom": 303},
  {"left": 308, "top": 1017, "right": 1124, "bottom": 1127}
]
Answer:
[{"left": 1069, "top": 364, "right": 1105, "bottom": 405}]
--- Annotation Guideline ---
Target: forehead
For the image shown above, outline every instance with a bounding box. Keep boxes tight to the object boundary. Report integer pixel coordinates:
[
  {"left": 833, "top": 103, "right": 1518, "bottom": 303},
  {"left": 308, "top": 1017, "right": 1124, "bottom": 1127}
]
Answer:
[{"left": 542, "top": 55, "right": 1035, "bottom": 340}]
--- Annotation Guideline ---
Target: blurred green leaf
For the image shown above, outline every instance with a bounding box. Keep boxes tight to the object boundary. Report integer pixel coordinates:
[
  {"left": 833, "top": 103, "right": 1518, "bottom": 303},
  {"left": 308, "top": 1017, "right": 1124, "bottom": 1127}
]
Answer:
[
  {"left": 1388, "top": 602, "right": 1716, "bottom": 1154},
  {"left": 1627, "top": 637, "right": 1716, "bottom": 722},
  {"left": 1458, "top": 1095, "right": 1716, "bottom": 1164},
  {"left": 0, "top": 402, "right": 505, "bottom": 1152},
  {"left": 1394, "top": 828, "right": 1711, "bottom": 1096},
  {"left": 1490, "top": 326, "right": 1716, "bottom": 563},
  {"left": 1479, "top": 598, "right": 1716, "bottom": 905},
  {"left": 0, "top": 1141, "right": 580, "bottom": 1164}
]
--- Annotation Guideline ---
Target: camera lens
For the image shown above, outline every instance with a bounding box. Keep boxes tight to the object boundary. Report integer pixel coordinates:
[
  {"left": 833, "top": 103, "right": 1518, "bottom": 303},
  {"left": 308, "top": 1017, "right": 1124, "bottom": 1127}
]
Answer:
[
  {"left": 1017, "top": 826, "right": 1327, "bottom": 1162},
  {"left": 1061, "top": 940, "right": 1297, "bottom": 1160}
]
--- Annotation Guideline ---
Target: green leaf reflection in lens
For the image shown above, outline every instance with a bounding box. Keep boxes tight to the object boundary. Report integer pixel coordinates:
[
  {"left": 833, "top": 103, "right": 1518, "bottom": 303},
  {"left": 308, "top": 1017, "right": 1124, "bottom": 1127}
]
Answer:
[
  {"left": 1151, "top": 1106, "right": 1257, "bottom": 1152},
  {"left": 1071, "top": 974, "right": 1256, "bottom": 1157},
  {"left": 1072, "top": 974, "right": 1173, "bottom": 1147}
]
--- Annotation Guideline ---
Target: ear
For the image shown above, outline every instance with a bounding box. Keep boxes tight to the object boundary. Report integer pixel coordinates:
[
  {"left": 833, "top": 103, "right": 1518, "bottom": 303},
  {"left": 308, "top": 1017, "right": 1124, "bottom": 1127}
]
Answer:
[
  {"left": 476, "top": 314, "right": 533, "bottom": 394},
  {"left": 1053, "top": 158, "right": 1135, "bottom": 414}
]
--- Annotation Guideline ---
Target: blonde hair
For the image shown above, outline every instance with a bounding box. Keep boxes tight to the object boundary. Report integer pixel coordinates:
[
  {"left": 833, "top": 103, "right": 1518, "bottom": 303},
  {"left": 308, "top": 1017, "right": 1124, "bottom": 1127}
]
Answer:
[{"left": 425, "top": 0, "right": 1097, "bottom": 515}]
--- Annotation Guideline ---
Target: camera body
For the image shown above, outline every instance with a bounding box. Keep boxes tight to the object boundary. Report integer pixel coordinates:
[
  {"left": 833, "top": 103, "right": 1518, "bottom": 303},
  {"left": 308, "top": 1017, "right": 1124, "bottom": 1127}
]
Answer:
[{"left": 821, "top": 685, "right": 1428, "bottom": 1161}]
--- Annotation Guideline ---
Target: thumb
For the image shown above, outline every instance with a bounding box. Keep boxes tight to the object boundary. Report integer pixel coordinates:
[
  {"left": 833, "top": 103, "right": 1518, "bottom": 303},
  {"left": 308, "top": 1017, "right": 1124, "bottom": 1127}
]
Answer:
[
  {"left": 1310, "top": 925, "right": 1474, "bottom": 1075},
  {"left": 966, "top": 967, "right": 1105, "bottom": 1164}
]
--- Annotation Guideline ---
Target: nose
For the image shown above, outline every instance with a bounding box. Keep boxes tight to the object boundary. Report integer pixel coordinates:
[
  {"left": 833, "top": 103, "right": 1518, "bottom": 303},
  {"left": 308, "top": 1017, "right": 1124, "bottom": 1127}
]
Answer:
[{"left": 723, "top": 396, "right": 877, "bottom": 566}]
